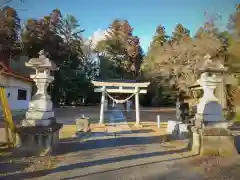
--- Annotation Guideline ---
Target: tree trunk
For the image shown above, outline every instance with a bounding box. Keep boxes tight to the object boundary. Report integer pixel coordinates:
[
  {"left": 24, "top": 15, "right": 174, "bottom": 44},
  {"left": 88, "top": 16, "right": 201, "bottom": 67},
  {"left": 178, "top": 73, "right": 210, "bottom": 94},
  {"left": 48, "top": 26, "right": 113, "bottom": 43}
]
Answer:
[{"left": 51, "top": 72, "right": 61, "bottom": 108}]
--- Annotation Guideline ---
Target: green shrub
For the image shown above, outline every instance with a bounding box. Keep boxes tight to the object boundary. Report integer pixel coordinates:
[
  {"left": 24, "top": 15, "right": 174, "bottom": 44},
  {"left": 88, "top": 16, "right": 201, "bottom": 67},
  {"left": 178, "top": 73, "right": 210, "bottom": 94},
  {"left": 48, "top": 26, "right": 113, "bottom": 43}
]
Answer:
[{"left": 234, "top": 110, "right": 240, "bottom": 122}]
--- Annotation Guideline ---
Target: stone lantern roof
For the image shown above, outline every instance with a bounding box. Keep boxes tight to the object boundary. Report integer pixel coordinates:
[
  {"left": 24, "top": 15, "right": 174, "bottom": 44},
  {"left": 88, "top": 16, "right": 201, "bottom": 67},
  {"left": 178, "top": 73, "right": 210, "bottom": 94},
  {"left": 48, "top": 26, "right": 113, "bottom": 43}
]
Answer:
[
  {"left": 26, "top": 50, "right": 57, "bottom": 70},
  {"left": 199, "top": 54, "right": 227, "bottom": 73}
]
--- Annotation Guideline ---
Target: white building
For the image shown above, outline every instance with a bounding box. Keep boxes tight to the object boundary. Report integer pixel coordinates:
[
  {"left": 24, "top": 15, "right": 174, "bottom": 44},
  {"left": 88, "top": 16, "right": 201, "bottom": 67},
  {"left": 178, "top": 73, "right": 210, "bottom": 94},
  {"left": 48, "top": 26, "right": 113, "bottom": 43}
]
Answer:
[{"left": 0, "top": 62, "right": 33, "bottom": 111}]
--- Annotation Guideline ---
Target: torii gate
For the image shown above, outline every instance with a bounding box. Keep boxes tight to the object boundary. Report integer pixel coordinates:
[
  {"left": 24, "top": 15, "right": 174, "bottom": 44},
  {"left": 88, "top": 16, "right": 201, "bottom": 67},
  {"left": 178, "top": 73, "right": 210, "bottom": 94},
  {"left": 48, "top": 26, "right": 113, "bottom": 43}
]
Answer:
[{"left": 92, "top": 80, "right": 150, "bottom": 127}]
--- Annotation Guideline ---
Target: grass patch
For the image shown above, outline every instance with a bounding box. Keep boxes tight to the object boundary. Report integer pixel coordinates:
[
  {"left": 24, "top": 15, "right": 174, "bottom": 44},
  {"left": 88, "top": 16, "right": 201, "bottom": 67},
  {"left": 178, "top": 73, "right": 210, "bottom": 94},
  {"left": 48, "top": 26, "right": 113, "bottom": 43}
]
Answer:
[
  {"left": 89, "top": 119, "right": 110, "bottom": 124},
  {"left": 233, "top": 111, "right": 240, "bottom": 123},
  {"left": 202, "top": 148, "right": 220, "bottom": 156},
  {"left": 59, "top": 125, "right": 76, "bottom": 139}
]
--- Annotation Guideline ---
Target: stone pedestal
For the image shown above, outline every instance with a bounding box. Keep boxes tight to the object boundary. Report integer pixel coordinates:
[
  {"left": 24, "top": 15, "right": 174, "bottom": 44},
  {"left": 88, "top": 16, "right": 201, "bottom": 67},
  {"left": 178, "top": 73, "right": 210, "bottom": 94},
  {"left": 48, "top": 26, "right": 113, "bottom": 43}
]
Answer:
[
  {"left": 16, "top": 50, "right": 62, "bottom": 155},
  {"left": 16, "top": 123, "right": 62, "bottom": 155},
  {"left": 189, "top": 127, "right": 238, "bottom": 156},
  {"left": 200, "top": 127, "right": 238, "bottom": 156}
]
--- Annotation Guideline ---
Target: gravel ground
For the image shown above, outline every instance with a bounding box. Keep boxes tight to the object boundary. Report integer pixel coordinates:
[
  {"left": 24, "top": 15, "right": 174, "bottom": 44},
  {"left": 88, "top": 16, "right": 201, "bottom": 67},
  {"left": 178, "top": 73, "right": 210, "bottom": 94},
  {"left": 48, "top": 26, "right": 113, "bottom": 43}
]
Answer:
[{"left": 2, "top": 151, "right": 240, "bottom": 180}]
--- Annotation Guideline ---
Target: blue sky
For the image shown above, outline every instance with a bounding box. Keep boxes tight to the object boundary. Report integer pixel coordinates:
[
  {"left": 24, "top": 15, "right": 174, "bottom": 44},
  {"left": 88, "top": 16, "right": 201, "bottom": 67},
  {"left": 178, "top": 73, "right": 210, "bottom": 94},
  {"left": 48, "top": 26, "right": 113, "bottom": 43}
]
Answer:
[{"left": 9, "top": 0, "right": 239, "bottom": 52}]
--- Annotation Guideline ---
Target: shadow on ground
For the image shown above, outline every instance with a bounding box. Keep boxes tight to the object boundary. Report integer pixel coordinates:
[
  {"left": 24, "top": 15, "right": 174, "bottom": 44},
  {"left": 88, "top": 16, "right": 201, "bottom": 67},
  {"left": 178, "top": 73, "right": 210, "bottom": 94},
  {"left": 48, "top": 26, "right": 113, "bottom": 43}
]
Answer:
[
  {"left": 52, "top": 134, "right": 173, "bottom": 156},
  {"left": 115, "top": 129, "right": 155, "bottom": 134},
  {"left": 4, "top": 147, "right": 191, "bottom": 180},
  {"left": 0, "top": 147, "right": 37, "bottom": 177},
  {"left": 3, "top": 134, "right": 191, "bottom": 180},
  {"left": 60, "top": 156, "right": 200, "bottom": 180}
]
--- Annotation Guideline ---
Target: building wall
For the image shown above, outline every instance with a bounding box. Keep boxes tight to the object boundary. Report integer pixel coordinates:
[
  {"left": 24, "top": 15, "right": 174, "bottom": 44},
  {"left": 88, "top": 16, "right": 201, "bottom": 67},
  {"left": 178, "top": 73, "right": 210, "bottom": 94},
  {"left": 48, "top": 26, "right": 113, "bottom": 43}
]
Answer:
[{"left": 0, "top": 74, "right": 32, "bottom": 111}]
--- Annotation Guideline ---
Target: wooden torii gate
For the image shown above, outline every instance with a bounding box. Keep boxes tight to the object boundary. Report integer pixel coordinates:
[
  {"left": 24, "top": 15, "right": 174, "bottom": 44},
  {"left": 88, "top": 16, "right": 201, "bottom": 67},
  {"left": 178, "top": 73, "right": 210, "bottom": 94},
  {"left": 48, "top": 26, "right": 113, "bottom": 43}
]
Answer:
[{"left": 92, "top": 80, "right": 150, "bottom": 127}]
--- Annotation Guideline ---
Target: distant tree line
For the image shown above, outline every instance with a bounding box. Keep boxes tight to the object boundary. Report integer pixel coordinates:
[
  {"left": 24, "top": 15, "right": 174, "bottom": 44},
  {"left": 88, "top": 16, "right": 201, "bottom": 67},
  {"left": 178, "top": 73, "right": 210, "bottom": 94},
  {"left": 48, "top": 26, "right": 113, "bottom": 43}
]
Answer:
[{"left": 1, "top": 4, "right": 240, "bottom": 107}]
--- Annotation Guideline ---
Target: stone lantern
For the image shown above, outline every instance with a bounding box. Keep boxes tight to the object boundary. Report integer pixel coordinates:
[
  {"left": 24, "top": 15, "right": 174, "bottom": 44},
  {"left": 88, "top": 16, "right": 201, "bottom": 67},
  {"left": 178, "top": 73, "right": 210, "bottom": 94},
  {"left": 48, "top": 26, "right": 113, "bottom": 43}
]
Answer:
[
  {"left": 189, "top": 54, "right": 238, "bottom": 156},
  {"left": 195, "top": 54, "right": 228, "bottom": 128},
  {"left": 23, "top": 50, "right": 56, "bottom": 126},
  {"left": 16, "top": 50, "right": 62, "bottom": 155}
]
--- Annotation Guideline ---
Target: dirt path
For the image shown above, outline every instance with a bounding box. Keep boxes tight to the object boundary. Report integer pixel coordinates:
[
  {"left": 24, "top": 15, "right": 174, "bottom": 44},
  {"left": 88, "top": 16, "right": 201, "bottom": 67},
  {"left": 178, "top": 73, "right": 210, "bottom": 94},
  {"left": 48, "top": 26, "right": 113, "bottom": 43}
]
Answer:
[{"left": 36, "top": 135, "right": 191, "bottom": 180}]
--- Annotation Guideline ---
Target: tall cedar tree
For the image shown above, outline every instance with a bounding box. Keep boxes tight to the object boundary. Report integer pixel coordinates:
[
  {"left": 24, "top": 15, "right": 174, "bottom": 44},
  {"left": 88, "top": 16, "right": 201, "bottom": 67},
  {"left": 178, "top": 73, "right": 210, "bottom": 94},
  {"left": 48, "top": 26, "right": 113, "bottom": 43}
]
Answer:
[
  {"left": 0, "top": 6, "right": 22, "bottom": 71},
  {"left": 96, "top": 19, "right": 143, "bottom": 79},
  {"left": 171, "top": 23, "right": 190, "bottom": 43}
]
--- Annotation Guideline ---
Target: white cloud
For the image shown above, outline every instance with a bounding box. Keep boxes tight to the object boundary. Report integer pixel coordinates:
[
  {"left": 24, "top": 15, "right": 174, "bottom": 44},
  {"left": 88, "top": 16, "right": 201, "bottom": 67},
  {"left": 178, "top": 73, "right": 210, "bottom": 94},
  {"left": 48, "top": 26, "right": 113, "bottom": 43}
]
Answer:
[
  {"left": 82, "top": 28, "right": 111, "bottom": 64},
  {"left": 87, "top": 28, "right": 111, "bottom": 49},
  {"left": 86, "top": 30, "right": 152, "bottom": 54}
]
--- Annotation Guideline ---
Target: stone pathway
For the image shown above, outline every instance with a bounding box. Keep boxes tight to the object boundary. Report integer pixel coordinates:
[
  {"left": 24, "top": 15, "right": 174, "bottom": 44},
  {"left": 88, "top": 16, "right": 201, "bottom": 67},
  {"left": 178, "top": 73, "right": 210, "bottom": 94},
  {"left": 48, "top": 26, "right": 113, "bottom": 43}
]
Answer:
[
  {"left": 31, "top": 127, "right": 191, "bottom": 180},
  {"left": 3, "top": 124, "right": 240, "bottom": 180}
]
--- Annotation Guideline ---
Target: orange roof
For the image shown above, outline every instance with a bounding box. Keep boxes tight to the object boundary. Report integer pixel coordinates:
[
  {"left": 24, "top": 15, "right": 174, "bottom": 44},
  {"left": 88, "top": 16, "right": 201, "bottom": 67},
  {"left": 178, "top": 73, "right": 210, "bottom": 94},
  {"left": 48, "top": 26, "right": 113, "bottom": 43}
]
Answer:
[{"left": 0, "top": 61, "right": 33, "bottom": 83}]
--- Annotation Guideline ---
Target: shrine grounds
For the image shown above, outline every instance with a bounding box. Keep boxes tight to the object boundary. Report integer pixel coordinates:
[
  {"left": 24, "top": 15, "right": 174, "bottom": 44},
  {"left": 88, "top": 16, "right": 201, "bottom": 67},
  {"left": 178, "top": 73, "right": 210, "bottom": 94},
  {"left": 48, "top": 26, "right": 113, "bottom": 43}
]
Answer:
[
  {"left": 1, "top": 105, "right": 240, "bottom": 180},
  {"left": 55, "top": 105, "right": 177, "bottom": 125}
]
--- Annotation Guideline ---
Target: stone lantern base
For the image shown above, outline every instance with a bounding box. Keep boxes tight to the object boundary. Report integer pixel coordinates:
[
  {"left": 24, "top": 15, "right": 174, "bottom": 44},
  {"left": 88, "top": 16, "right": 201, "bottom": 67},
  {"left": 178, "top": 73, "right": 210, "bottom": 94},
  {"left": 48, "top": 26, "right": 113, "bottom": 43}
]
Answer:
[
  {"left": 15, "top": 123, "right": 62, "bottom": 155},
  {"left": 189, "top": 126, "right": 238, "bottom": 156}
]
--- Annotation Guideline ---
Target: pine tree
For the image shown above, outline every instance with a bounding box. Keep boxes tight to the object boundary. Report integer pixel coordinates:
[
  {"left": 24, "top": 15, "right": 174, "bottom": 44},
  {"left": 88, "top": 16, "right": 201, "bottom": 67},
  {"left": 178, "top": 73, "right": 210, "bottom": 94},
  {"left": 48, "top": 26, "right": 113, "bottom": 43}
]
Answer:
[
  {"left": 95, "top": 19, "right": 143, "bottom": 79},
  {"left": 171, "top": 24, "right": 190, "bottom": 43},
  {"left": 228, "top": 4, "right": 240, "bottom": 36},
  {"left": 0, "top": 6, "right": 21, "bottom": 51},
  {"left": 150, "top": 25, "right": 169, "bottom": 47}
]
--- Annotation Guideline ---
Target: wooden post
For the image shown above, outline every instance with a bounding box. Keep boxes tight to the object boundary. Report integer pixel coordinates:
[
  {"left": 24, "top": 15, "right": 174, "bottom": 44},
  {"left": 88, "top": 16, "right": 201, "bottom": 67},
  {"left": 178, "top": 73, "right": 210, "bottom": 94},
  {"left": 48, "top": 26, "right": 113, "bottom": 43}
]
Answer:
[
  {"left": 99, "top": 86, "right": 106, "bottom": 124},
  {"left": 135, "top": 87, "right": 140, "bottom": 126},
  {"left": 157, "top": 115, "right": 160, "bottom": 128}
]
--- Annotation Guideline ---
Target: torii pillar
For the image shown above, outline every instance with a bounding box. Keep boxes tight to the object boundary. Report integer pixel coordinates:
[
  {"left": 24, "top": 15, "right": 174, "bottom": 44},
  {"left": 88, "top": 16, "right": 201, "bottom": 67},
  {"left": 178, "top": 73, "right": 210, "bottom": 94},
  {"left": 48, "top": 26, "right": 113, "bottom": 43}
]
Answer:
[
  {"left": 99, "top": 86, "right": 105, "bottom": 124},
  {"left": 134, "top": 87, "right": 141, "bottom": 127}
]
